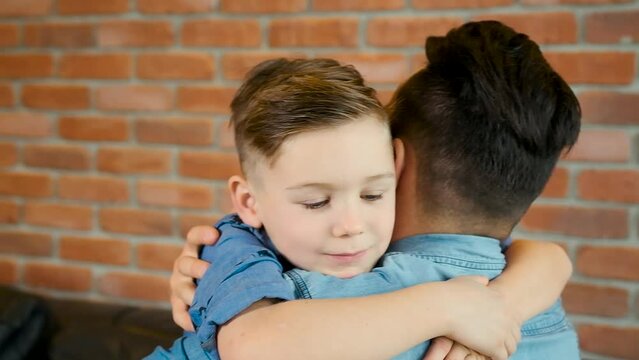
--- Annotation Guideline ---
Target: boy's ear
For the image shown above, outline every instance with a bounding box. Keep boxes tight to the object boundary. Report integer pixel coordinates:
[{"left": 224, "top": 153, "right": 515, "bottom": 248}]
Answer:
[
  {"left": 392, "top": 138, "right": 405, "bottom": 181},
  {"left": 228, "top": 175, "right": 262, "bottom": 228}
]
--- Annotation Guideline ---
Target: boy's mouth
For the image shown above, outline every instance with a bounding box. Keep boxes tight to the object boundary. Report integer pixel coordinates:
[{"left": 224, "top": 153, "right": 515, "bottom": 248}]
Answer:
[{"left": 325, "top": 249, "right": 368, "bottom": 264}]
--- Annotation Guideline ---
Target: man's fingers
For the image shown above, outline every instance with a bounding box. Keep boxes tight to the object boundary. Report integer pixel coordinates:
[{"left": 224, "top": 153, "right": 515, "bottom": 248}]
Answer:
[
  {"left": 176, "top": 255, "right": 210, "bottom": 279},
  {"left": 186, "top": 225, "right": 219, "bottom": 248},
  {"left": 173, "top": 279, "right": 196, "bottom": 308},
  {"left": 171, "top": 294, "right": 195, "bottom": 332},
  {"left": 423, "top": 337, "right": 454, "bottom": 360}
]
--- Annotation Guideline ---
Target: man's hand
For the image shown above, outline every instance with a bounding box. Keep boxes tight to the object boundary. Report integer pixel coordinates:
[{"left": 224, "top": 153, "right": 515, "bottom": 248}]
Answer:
[
  {"left": 423, "top": 337, "right": 490, "bottom": 360},
  {"left": 443, "top": 276, "right": 522, "bottom": 360},
  {"left": 170, "top": 225, "right": 219, "bottom": 331}
]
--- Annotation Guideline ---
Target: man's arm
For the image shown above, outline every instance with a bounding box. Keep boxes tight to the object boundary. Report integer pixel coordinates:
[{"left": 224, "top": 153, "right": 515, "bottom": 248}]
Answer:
[{"left": 489, "top": 239, "right": 572, "bottom": 323}]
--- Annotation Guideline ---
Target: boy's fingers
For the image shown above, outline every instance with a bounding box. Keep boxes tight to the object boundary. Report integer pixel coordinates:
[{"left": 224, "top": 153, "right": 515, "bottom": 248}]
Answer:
[
  {"left": 171, "top": 294, "right": 195, "bottom": 332},
  {"left": 443, "top": 343, "right": 470, "bottom": 360},
  {"left": 176, "top": 255, "right": 210, "bottom": 279},
  {"left": 186, "top": 225, "right": 219, "bottom": 248},
  {"left": 423, "top": 337, "right": 454, "bottom": 360}
]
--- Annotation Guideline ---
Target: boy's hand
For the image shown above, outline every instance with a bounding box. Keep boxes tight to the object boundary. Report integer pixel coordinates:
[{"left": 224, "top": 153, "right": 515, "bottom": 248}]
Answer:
[
  {"left": 170, "top": 225, "right": 218, "bottom": 331},
  {"left": 443, "top": 276, "right": 521, "bottom": 360}
]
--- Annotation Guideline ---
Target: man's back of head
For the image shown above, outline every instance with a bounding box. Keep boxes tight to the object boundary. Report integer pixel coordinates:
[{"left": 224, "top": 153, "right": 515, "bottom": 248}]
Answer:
[{"left": 389, "top": 20, "right": 581, "bottom": 232}]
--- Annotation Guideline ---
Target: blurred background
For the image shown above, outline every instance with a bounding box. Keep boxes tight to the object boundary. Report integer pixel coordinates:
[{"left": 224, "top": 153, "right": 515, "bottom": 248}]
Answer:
[{"left": 0, "top": 0, "right": 637, "bottom": 359}]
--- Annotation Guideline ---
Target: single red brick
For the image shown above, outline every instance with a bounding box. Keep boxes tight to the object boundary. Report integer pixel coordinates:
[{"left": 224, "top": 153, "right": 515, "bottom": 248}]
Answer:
[
  {"left": 99, "top": 272, "right": 170, "bottom": 301},
  {"left": 96, "top": 85, "right": 173, "bottom": 111},
  {"left": 0, "top": 114, "right": 37, "bottom": 135},
  {"left": 179, "top": 213, "right": 221, "bottom": 237},
  {"left": 0, "top": 260, "right": 17, "bottom": 285},
  {"left": 59, "top": 175, "right": 129, "bottom": 203},
  {"left": 0, "top": 143, "right": 17, "bottom": 167},
  {"left": 0, "top": 84, "right": 14, "bottom": 107},
  {"left": 24, "top": 23, "right": 94, "bottom": 48},
  {"left": 0, "top": 172, "right": 52, "bottom": 197},
  {"left": 270, "top": 18, "right": 358, "bottom": 47},
  {"left": 222, "top": 0, "right": 306, "bottom": 12},
  {"left": 58, "top": 0, "right": 127, "bottom": 14},
  {"left": 586, "top": 10, "right": 639, "bottom": 44},
  {"left": 0, "top": 0, "right": 52, "bottom": 16},
  {"left": 563, "top": 130, "right": 630, "bottom": 162},
  {"left": 578, "top": 91, "right": 639, "bottom": 125},
  {"left": 137, "top": 243, "right": 182, "bottom": 271},
  {"left": 177, "top": 86, "right": 235, "bottom": 114},
  {"left": 221, "top": 52, "right": 305, "bottom": 81},
  {"left": 563, "top": 283, "right": 628, "bottom": 317},
  {"left": 326, "top": 53, "right": 409, "bottom": 84},
  {"left": 472, "top": 12, "right": 577, "bottom": 44},
  {"left": 25, "top": 202, "right": 92, "bottom": 230},
  {"left": 59, "top": 116, "right": 129, "bottom": 141},
  {"left": 524, "top": 0, "right": 631, "bottom": 3},
  {"left": 97, "top": 147, "right": 171, "bottom": 175},
  {"left": 540, "top": 167, "right": 569, "bottom": 198},
  {"left": 578, "top": 324, "right": 639, "bottom": 359},
  {"left": 0, "top": 200, "right": 18, "bottom": 224},
  {"left": 0, "top": 54, "right": 53, "bottom": 78},
  {"left": 138, "top": 0, "right": 211, "bottom": 13},
  {"left": 315, "top": 0, "right": 403, "bottom": 10},
  {"left": 0, "top": 25, "right": 19, "bottom": 47},
  {"left": 60, "top": 236, "right": 130, "bottom": 265},
  {"left": 137, "top": 180, "right": 214, "bottom": 209},
  {"left": 182, "top": 19, "right": 261, "bottom": 47},
  {"left": 413, "top": 0, "right": 512, "bottom": 8},
  {"left": 0, "top": 231, "right": 52, "bottom": 256},
  {"left": 137, "top": 53, "right": 214, "bottom": 80},
  {"left": 520, "top": 205, "right": 628, "bottom": 239},
  {"left": 24, "top": 144, "right": 90, "bottom": 170},
  {"left": 24, "top": 262, "right": 92, "bottom": 292},
  {"left": 136, "top": 117, "right": 213, "bottom": 146},
  {"left": 578, "top": 170, "right": 639, "bottom": 203},
  {"left": 22, "top": 84, "right": 89, "bottom": 110},
  {"left": 367, "top": 17, "right": 464, "bottom": 47},
  {"left": 59, "top": 53, "right": 131, "bottom": 79},
  {"left": 100, "top": 208, "right": 172, "bottom": 236},
  {"left": 577, "top": 246, "right": 639, "bottom": 280},
  {"left": 545, "top": 52, "right": 635, "bottom": 85},
  {"left": 179, "top": 151, "right": 241, "bottom": 180},
  {"left": 98, "top": 21, "right": 174, "bottom": 47}
]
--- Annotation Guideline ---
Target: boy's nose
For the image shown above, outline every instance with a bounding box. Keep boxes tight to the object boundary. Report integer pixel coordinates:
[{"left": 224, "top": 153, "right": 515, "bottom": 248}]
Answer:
[{"left": 331, "top": 206, "right": 364, "bottom": 238}]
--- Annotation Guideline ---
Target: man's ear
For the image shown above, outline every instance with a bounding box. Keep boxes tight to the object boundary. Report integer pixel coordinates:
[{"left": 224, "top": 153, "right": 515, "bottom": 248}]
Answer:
[
  {"left": 228, "top": 175, "right": 262, "bottom": 228},
  {"left": 392, "top": 138, "right": 405, "bottom": 181}
]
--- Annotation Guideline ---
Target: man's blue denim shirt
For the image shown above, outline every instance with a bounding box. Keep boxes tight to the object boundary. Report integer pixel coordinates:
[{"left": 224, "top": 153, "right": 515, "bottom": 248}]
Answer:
[{"left": 146, "top": 214, "right": 579, "bottom": 359}]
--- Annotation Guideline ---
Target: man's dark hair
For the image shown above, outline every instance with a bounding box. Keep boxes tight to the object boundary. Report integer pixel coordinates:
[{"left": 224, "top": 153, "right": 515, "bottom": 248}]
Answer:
[{"left": 388, "top": 20, "right": 581, "bottom": 222}]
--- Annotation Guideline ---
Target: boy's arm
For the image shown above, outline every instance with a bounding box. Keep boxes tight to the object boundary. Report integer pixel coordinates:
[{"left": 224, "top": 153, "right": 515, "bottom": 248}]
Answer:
[
  {"left": 218, "top": 276, "right": 519, "bottom": 360},
  {"left": 488, "top": 239, "right": 572, "bottom": 323}
]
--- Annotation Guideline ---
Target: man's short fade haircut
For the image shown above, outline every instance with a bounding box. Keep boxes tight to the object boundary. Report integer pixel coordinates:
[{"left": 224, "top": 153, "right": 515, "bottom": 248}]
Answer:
[
  {"left": 230, "top": 58, "right": 386, "bottom": 175},
  {"left": 388, "top": 20, "right": 581, "bottom": 221}
]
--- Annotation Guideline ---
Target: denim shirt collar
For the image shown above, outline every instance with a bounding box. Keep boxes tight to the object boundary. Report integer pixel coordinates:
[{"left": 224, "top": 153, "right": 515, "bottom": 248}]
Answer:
[{"left": 387, "top": 233, "right": 505, "bottom": 261}]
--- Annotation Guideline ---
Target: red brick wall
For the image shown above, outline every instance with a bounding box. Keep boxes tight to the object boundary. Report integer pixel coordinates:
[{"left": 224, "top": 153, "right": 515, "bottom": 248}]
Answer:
[{"left": 0, "top": 1, "right": 637, "bottom": 358}]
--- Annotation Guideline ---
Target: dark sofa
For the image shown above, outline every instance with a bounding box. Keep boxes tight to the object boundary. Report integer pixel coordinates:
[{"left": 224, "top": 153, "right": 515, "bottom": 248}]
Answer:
[{"left": 0, "top": 286, "right": 182, "bottom": 360}]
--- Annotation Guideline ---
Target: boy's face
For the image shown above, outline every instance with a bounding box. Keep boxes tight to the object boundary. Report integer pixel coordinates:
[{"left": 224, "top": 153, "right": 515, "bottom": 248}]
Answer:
[{"left": 250, "top": 115, "right": 396, "bottom": 278}]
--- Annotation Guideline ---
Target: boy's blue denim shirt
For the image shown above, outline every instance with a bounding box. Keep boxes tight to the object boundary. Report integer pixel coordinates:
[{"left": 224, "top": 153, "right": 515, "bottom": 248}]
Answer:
[{"left": 146, "top": 214, "right": 579, "bottom": 360}]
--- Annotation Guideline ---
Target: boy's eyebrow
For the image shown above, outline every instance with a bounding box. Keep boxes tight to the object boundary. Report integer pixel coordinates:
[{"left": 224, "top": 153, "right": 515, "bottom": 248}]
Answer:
[{"left": 286, "top": 172, "right": 395, "bottom": 190}]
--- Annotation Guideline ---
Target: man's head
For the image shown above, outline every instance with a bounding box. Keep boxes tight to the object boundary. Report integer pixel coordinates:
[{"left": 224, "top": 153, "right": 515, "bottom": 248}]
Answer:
[
  {"left": 389, "top": 21, "right": 581, "bottom": 237},
  {"left": 229, "top": 58, "right": 399, "bottom": 278}
]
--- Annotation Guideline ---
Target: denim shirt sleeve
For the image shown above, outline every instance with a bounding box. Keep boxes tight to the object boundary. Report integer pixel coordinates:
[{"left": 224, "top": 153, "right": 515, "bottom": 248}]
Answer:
[{"left": 188, "top": 214, "right": 295, "bottom": 353}]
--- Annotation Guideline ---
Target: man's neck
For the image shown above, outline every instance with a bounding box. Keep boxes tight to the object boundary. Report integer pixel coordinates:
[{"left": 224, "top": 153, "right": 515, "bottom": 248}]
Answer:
[{"left": 392, "top": 211, "right": 513, "bottom": 242}]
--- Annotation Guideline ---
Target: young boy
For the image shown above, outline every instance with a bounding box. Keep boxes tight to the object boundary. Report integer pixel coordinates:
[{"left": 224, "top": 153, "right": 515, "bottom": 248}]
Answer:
[{"left": 158, "top": 21, "right": 578, "bottom": 358}]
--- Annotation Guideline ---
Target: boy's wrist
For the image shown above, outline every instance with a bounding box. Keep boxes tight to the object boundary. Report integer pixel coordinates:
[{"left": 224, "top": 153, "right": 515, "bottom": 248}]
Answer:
[{"left": 487, "top": 279, "right": 525, "bottom": 324}]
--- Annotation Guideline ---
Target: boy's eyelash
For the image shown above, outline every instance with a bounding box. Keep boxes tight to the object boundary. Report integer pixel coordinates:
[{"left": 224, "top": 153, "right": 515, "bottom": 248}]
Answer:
[
  {"left": 303, "top": 199, "right": 329, "bottom": 210},
  {"left": 361, "top": 193, "right": 383, "bottom": 201}
]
